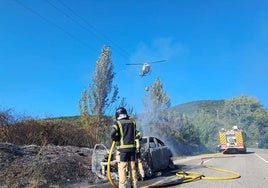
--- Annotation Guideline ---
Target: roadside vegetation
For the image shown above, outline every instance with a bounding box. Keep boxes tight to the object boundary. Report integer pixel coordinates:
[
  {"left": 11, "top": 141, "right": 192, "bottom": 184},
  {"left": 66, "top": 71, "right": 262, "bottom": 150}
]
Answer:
[{"left": 1, "top": 94, "right": 268, "bottom": 152}]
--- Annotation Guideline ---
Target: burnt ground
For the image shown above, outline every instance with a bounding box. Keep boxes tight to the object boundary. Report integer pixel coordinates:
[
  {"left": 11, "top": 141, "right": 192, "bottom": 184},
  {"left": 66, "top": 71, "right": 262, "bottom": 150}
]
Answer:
[{"left": 0, "top": 142, "right": 108, "bottom": 188}]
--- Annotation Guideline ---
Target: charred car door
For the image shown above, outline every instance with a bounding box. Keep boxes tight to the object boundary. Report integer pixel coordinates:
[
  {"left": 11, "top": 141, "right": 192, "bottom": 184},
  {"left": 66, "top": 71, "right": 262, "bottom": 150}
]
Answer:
[{"left": 149, "top": 137, "right": 170, "bottom": 172}]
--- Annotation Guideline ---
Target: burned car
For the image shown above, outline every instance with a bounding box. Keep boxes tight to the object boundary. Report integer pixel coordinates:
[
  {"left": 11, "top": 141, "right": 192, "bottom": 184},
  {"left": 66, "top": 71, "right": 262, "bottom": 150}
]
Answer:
[
  {"left": 140, "top": 136, "right": 174, "bottom": 177},
  {"left": 91, "top": 136, "right": 174, "bottom": 180}
]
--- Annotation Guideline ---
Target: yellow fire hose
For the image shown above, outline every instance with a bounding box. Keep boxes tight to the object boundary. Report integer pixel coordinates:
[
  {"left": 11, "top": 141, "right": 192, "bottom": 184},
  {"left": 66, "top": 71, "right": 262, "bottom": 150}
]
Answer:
[
  {"left": 107, "top": 141, "right": 118, "bottom": 188},
  {"left": 107, "top": 142, "right": 240, "bottom": 188},
  {"left": 140, "top": 154, "right": 241, "bottom": 188}
]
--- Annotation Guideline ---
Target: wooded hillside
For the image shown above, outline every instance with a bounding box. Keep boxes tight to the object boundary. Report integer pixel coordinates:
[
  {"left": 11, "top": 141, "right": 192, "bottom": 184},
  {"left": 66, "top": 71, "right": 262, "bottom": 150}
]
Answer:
[{"left": 1, "top": 95, "right": 268, "bottom": 155}]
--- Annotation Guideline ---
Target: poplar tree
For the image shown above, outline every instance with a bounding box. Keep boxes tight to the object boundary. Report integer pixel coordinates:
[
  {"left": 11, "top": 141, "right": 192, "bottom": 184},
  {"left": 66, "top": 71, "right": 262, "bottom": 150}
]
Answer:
[
  {"left": 87, "top": 46, "right": 118, "bottom": 117},
  {"left": 142, "top": 77, "right": 171, "bottom": 135},
  {"left": 79, "top": 46, "right": 118, "bottom": 143},
  {"left": 144, "top": 77, "right": 171, "bottom": 114}
]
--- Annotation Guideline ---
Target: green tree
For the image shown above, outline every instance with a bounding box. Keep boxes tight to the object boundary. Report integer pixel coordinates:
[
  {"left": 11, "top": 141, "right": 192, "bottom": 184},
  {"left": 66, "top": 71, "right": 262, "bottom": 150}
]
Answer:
[
  {"left": 255, "top": 110, "right": 268, "bottom": 147},
  {"left": 166, "top": 113, "right": 201, "bottom": 155},
  {"left": 78, "top": 89, "right": 90, "bottom": 128},
  {"left": 140, "top": 77, "right": 202, "bottom": 155},
  {"left": 88, "top": 46, "right": 119, "bottom": 117},
  {"left": 142, "top": 77, "right": 170, "bottom": 133},
  {"left": 222, "top": 94, "right": 262, "bottom": 128},
  {"left": 178, "top": 114, "right": 200, "bottom": 146},
  {"left": 222, "top": 94, "right": 268, "bottom": 147},
  {"left": 79, "top": 46, "right": 118, "bottom": 143},
  {"left": 141, "top": 77, "right": 171, "bottom": 135},
  {"left": 79, "top": 46, "right": 118, "bottom": 119},
  {"left": 144, "top": 77, "right": 171, "bottom": 115},
  {"left": 192, "top": 110, "right": 222, "bottom": 152}
]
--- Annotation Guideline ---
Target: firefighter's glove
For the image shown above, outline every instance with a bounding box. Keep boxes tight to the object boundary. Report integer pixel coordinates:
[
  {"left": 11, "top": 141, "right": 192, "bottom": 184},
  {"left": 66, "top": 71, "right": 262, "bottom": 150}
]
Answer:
[{"left": 112, "top": 133, "right": 119, "bottom": 141}]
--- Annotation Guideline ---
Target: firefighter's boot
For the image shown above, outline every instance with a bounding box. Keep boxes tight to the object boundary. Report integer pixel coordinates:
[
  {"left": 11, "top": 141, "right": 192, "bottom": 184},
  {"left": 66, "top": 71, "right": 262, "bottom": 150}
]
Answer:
[
  {"left": 129, "top": 161, "right": 138, "bottom": 188},
  {"left": 119, "top": 183, "right": 127, "bottom": 188},
  {"left": 130, "top": 183, "right": 137, "bottom": 188}
]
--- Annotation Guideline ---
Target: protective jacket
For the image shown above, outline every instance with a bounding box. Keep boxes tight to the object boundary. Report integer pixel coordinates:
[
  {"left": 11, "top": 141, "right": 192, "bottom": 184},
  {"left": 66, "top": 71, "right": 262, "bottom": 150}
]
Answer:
[{"left": 111, "top": 118, "right": 140, "bottom": 153}]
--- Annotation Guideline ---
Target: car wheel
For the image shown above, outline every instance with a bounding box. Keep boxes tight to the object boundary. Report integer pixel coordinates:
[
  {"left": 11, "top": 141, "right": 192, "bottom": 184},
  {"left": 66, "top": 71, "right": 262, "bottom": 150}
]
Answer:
[{"left": 168, "top": 158, "right": 175, "bottom": 169}]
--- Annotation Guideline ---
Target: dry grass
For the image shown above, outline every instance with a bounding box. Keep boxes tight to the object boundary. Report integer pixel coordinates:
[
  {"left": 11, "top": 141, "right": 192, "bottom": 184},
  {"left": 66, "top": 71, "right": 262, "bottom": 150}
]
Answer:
[{"left": 0, "top": 110, "right": 112, "bottom": 187}]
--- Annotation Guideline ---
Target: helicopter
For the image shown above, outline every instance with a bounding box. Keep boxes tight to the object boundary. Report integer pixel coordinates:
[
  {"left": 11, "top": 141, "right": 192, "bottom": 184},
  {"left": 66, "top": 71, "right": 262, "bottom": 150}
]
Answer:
[{"left": 126, "top": 60, "right": 166, "bottom": 77}]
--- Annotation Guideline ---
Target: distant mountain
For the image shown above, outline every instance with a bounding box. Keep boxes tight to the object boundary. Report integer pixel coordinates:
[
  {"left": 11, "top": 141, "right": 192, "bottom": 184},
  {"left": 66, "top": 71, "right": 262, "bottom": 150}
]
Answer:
[
  {"left": 48, "top": 100, "right": 226, "bottom": 120},
  {"left": 45, "top": 115, "right": 81, "bottom": 125},
  {"left": 169, "top": 100, "right": 225, "bottom": 116}
]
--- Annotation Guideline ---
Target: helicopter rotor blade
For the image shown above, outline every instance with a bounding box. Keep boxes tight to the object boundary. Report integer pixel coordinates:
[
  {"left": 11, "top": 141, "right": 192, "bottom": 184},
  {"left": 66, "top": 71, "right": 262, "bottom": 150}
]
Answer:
[
  {"left": 148, "top": 60, "right": 167, "bottom": 64},
  {"left": 126, "top": 63, "right": 144, "bottom": 65},
  {"left": 126, "top": 60, "right": 166, "bottom": 65}
]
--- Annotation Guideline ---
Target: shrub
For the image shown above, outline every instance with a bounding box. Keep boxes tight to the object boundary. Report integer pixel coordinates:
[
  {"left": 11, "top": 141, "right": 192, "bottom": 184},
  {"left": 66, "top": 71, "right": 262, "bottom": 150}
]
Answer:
[{"left": 0, "top": 118, "right": 96, "bottom": 147}]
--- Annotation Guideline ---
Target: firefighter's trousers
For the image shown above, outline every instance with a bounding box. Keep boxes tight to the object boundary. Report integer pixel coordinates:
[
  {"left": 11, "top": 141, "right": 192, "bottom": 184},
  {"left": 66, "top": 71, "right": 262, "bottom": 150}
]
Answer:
[
  {"left": 118, "top": 161, "right": 137, "bottom": 188},
  {"left": 137, "top": 158, "right": 145, "bottom": 179}
]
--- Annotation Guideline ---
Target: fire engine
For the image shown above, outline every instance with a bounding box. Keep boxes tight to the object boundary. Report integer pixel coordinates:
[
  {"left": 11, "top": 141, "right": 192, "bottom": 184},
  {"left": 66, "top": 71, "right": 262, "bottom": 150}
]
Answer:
[{"left": 218, "top": 126, "right": 246, "bottom": 154}]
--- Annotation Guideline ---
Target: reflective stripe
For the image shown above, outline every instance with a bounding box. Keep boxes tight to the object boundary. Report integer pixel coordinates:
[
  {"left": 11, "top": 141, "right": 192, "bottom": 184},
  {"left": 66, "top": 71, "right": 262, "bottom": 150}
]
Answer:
[
  {"left": 113, "top": 124, "right": 118, "bottom": 130},
  {"left": 117, "top": 121, "right": 124, "bottom": 146},
  {"left": 135, "top": 139, "right": 140, "bottom": 148},
  {"left": 118, "top": 144, "right": 135, "bottom": 149},
  {"left": 136, "top": 131, "right": 141, "bottom": 140}
]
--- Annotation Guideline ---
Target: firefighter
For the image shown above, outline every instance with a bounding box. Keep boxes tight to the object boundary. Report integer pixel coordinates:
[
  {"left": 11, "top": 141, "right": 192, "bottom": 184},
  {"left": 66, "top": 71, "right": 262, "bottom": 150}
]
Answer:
[{"left": 110, "top": 107, "right": 140, "bottom": 188}]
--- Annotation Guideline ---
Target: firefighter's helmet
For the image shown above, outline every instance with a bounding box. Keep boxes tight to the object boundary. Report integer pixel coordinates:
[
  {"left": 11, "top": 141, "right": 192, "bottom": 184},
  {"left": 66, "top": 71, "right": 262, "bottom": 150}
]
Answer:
[{"left": 115, "top": 107, "right": 128, "bottom": 120}]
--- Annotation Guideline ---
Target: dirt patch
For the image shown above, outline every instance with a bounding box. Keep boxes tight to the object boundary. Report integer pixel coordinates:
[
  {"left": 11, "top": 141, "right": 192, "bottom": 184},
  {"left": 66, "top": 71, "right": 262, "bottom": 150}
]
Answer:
[{"left": 0, "top": 142, "right": 107, "bottom": 188}]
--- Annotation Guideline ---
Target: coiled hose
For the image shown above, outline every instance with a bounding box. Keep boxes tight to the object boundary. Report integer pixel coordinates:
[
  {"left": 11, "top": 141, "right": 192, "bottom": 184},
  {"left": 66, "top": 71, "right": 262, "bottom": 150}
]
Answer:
[{"left": 140, "top": 154, "right": 241, "bottom": 188}]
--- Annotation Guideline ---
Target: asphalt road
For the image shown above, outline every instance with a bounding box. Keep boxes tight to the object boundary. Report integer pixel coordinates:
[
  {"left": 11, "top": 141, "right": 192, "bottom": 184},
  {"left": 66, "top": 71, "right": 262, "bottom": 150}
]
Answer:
[
  {"left": 69, "top": 148, "right": 268, "bottom": 188},
  {"left": 139, "top": 148, "right": 268, "bottom": 188}
]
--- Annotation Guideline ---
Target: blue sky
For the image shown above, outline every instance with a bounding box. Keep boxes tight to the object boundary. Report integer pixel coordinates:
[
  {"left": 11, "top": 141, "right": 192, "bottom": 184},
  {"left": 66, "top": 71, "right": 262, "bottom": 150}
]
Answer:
[{"left": 1, "top": 0, "right": 267, "bottom": 118}]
